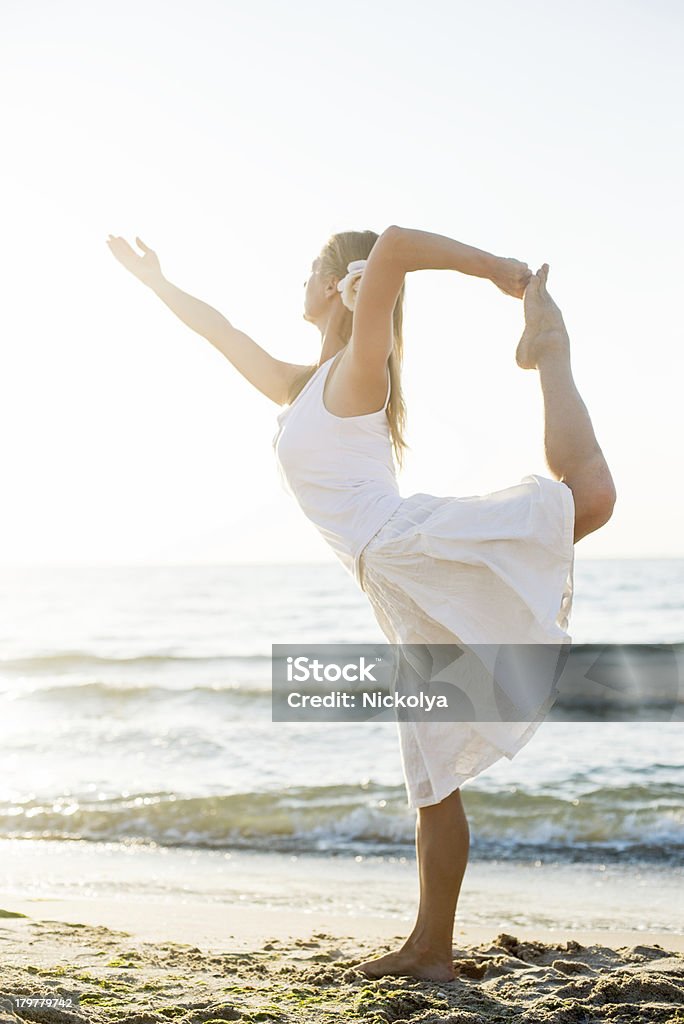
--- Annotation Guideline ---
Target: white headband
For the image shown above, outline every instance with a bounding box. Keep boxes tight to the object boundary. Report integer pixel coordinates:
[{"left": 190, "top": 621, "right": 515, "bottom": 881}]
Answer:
[{"left": 336, "top": 259, "right": 367, "bottom": 312}]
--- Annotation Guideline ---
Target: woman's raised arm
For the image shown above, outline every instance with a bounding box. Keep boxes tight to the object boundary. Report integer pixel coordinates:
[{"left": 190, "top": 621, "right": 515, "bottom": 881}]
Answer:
[
  {"left": 106, "top": 235, "right": 309, "bottom": 406},
  {"left": 349, "top": 225, "right": 533, "bottom": 371},
  {"left": 384, "top": 225, "right": 532, "bottom": 296}
]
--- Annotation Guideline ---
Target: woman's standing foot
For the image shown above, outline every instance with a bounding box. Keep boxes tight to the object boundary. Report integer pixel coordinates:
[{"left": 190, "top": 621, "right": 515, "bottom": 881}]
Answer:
[{"left": 357, "top": 941, "right": 456, "bottom": 982}]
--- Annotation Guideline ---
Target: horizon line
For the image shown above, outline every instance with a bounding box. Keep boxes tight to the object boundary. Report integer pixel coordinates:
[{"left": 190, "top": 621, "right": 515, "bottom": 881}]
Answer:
[{"left": 1, "top": 555, "right": 683, "bottom": 571}]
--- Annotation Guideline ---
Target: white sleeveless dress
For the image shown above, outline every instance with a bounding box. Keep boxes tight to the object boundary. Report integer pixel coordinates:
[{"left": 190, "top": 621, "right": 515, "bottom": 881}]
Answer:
[{"left": 272, "top": 353, "right": 576, "bottom": 808}]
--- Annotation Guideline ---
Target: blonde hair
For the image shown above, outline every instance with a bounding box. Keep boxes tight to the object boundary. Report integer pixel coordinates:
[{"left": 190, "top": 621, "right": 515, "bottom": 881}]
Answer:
[{"left": 289, "top": 229, "right": 409, "bottom": 471}]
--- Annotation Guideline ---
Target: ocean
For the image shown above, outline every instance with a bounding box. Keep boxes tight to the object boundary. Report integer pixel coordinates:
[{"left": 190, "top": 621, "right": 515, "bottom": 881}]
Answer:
[{"left": 0, "top": 559, "right": 682, "bottom": 933}]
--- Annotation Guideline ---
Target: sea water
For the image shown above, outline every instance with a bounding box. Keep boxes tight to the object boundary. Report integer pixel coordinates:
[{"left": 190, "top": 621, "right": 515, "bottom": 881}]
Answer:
[{"left": 0, "top": 560, "right": 682, "bottom": 932}]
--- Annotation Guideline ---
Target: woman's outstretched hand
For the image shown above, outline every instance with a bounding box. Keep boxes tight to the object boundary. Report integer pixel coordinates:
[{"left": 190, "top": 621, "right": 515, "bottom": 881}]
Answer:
[
  {"left": 106, "top": 235, "right": 164, "bottom": 289},
  {"left": 491, "top": 257, "right": 532, "bottom": 299}
]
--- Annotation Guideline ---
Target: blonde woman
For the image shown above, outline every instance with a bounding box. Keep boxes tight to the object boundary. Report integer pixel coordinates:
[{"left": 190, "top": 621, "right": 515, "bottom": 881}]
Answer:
[{"left": 107, "top": 226, "right": 616, "bottom": 982}]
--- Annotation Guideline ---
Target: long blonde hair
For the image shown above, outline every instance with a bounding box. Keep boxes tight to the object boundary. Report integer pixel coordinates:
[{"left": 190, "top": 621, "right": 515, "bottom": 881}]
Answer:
[{"left": 288, "top": 229, "right": 409, "bottom": 471}]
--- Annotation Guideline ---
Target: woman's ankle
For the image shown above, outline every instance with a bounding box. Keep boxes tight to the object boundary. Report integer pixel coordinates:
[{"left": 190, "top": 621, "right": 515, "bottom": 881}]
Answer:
[{"left": 402, "top": 929, "right": 453, "bottom": 961}]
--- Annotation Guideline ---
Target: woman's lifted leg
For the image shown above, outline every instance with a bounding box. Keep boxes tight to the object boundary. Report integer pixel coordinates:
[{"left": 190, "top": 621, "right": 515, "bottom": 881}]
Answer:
[{"left": 517, "top": 265, "right": 616, "bottom": 542}]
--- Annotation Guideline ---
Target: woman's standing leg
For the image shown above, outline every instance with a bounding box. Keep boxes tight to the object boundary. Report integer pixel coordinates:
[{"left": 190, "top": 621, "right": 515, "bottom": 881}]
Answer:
[
  {"left": 358, "top": 787, "right": 469, "bottom": 981},
  {"left": 517, "top": 265, "right": 617, "bottom": 541}
]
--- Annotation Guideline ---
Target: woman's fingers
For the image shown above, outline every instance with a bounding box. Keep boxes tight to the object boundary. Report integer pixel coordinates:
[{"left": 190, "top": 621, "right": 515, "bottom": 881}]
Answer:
[
  {"left": 106, "top": 235, "right": 151, "bottom": 261},
  {"left": 513, "top": 260, "right": 532, "bottom": 297},
  {"left": 107, "top": 237, "right": 139, "bottom": 260}
]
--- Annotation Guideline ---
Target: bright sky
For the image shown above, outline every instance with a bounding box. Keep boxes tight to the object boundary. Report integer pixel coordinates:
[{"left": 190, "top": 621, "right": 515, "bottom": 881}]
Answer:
[{"left": 1, "top": 0, "right": 682, "bottom": 566}]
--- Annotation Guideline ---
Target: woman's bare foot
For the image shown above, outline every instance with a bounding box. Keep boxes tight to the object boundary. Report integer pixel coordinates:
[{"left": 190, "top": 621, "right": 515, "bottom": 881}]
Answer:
[
  {"left": 356, "top": 943, "right": 456, "bottom": 982},
  {"left": 516, "top": 264, "right": 570, "bottom": 369}
]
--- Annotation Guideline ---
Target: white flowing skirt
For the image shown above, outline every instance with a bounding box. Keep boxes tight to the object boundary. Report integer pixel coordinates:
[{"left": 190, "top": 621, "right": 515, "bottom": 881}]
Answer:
[{"left": 358, "top": 474, "right": 576, "bottom": 808}]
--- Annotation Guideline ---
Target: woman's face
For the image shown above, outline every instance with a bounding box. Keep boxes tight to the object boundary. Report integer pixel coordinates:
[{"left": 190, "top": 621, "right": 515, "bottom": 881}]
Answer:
[{"left": 303, "top": 256, "right": 335, "bottom": 323}]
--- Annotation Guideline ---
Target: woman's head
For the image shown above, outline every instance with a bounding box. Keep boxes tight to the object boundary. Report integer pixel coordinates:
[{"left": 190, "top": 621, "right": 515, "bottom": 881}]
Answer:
[
  {"left": 303, "top": 230, "right": 380, "bottom": 325},
  {"left": 297, "top": 229, "right": 409, "bottom": 470}
]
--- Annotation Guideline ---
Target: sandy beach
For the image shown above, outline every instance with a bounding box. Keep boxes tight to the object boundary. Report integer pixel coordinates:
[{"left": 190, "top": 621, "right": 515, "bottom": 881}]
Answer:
[{"left": 2, "top": 897, "right": 683, "bottom": 1023}]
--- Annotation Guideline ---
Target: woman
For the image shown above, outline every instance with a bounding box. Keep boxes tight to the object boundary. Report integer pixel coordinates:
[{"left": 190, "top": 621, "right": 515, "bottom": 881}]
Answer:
[{"left": 107, "top": 226, "right": 616, "bottom": 982}]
